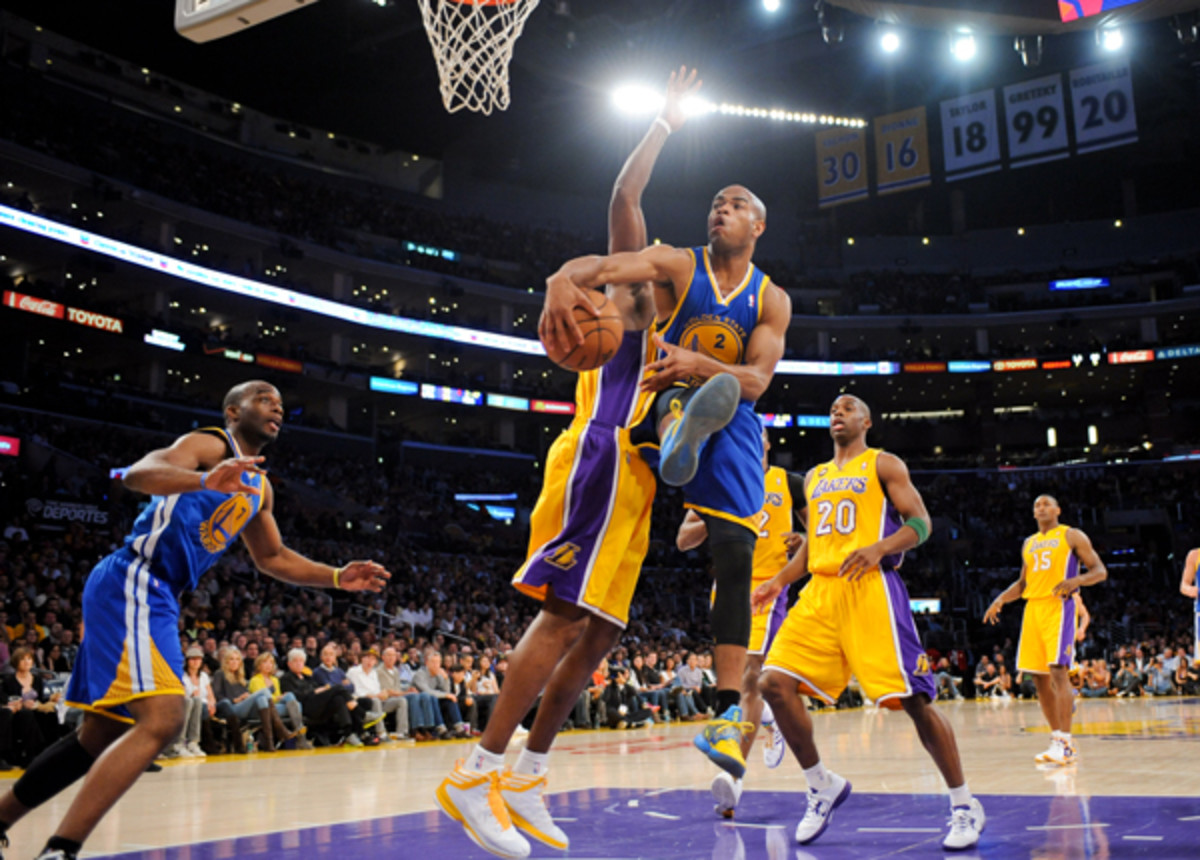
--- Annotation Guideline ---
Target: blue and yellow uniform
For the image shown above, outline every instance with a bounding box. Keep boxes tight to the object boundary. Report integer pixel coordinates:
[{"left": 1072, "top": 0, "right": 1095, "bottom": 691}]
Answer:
[
  {"left": 514, "top": 329, "right": 658, "bottom": 627},
  {"left": 656, "top": 247, "right": 769, "bottom": 528},
  {"left": 66, "top": 428, "right": 262, "bottom": 722},
  {"left": 1016, "top": 524, "right": 1080, "bottom": 674},
  {"left": 764, "top": 448, "right": 936, "bottom": 708}
]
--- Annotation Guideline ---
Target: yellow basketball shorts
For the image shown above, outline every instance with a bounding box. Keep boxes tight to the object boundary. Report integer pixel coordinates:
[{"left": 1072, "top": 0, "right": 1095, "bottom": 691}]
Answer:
[
  {"left": 1017, "top": 596, "right": 1076, "bottom": 674},
  {"left": 764, "top": 569, "right": 935, "bottom": 708},
  {"left": 513, "top": 422, "right": 655, "bottom": 628}
]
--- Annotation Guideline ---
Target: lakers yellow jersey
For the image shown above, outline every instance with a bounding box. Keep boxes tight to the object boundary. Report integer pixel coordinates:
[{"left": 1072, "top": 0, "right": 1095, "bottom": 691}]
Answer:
[
  {"left": 805, "top": 448, "right": 904, "bottom": 577},
  {"left": 571, "top": 329, "right": 657, "bottom": 428},
  {"left": 752, "top": 466, "right": 794, "bottom": 583},
  {"left": 1022, "top": 524, "right": 1079, "bottom": 600}
]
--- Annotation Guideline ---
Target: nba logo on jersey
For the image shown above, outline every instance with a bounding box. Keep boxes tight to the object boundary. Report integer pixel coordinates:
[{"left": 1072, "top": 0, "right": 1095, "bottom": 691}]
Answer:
[{"left": 545, "top": 542, "right": 581, "bottom": 571}]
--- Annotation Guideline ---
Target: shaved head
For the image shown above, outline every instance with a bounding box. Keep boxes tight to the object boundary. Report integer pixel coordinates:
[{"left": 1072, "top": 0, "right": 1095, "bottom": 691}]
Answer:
[
  {"left": 834, "top": 394, "right": 871, "bottom": 422},
  {"left": 1035, "top": 494, "right": 1059, "bottom": 508},
  {"left": 223, "top": 380, "right": 276, "bottom": 417},
  {"left": 715, "top": 185, "right": 766, "bottom": 222}
]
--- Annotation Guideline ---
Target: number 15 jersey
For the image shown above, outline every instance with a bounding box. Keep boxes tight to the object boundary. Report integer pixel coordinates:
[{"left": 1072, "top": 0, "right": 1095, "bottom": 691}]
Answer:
[{"left": 804, "top": 448, "right": 905, "bottom": 577}]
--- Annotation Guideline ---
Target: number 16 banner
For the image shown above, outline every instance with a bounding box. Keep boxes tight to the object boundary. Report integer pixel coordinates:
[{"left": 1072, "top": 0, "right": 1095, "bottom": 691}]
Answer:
[
  {"left": 874, "top": 106, "right": 931, "bottom": 196},
  {"left": 1003, "top": 73, "right": 1070, "bottom": 168},
  {"left": 815, "top": 127, "right": 869, "bottom": 208}
]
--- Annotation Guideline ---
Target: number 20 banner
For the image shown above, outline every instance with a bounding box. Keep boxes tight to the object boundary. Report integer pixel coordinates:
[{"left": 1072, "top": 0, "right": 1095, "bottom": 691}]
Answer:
[
  {"left": 1069, "top": 60, "right": 1138, "bottom": 153},
  {"left": 873, "top": 106, "right": 931, "bottom": 196},
  {"left": 815, "top": 127, "right": 869, "bottom": 208},
  {"left": 1002, "top": 73, "right": 1070, "bottom": 168}
]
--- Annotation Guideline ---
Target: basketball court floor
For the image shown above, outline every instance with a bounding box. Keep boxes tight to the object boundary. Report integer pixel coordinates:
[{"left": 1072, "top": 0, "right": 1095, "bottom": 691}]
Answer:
[{"left": 2, "top": 696, "right": 1197, "bottom": 859}]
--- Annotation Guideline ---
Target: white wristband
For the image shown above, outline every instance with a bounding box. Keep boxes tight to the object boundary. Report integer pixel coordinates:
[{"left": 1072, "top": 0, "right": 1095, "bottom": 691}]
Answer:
[{"left": 653, "top": 117, "right": 672, "bottom": 136}]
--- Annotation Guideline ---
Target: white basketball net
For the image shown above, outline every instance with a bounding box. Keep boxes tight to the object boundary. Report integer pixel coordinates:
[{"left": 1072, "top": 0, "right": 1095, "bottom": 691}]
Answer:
[{"left": 417, "top": 0, "right": 541, "bottom": 115}]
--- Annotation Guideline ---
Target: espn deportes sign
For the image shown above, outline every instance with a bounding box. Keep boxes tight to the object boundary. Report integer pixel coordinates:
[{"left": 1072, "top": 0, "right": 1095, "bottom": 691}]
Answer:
[
  {"left": 3, "top": 290, "right": 64, "bottom": 319},
  {"left": 25, "top": 497, "right": 109, "bottom": 525},
  {"left": 67, "top": 307, "right": 124, "bottom": 333}
]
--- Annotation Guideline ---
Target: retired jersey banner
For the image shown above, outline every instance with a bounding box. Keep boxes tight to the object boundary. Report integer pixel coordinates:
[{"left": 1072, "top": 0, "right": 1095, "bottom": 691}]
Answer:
[
  {"left": 1003, "top": 73, "right": 1070, "bottom": 168},
  {"left": 1069, "top": 60, "right": 1138, "bottom": 154},
  {"left": 874, "top": 106, "right": 931, "bottom": 196},
  {"left": 939, "top": 89, "right": 1002, "bottom": 181},
  {"left": 815, "top": 127, "right": 869, "bottom": 208}
]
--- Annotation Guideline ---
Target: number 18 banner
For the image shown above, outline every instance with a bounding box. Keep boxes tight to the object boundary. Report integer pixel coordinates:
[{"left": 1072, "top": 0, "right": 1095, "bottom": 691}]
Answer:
[
  {"left": 815, "top": 127, "right": 869, "bottom": 208},
  {"left": 874, "top": 106, "right": 931, "bottom": 196},
  {"left": 1003, "top": 73, "right": 1070, "bottom": 168},
  {"left": 939, "top": 89, "right": 1002, "bottom": 182}
]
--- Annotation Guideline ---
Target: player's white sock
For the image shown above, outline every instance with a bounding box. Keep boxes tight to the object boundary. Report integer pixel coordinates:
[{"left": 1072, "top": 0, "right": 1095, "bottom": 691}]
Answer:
[
  {"left": 948, "top": 783, "right": 972, "bottom": 808},
  {"left": 514, "top": 748, "right": 550, "bottom": 776},
  {"left": 466, "top": 744, "right": 506, "bottom": 772},
  {"left": 1050, "top": 730, "right": 1065, "bottom": 742},
  {"left": 760, "top": 701, "right": 775, "bottom": 725},
  {"left": 803, "top": 761, "right": 833, "bottom": 792}
]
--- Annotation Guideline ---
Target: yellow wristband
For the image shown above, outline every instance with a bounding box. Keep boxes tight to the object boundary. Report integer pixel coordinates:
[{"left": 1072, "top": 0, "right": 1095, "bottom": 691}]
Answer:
[{"left": 332, "top": 566, "right": 343, "bottom": 589}]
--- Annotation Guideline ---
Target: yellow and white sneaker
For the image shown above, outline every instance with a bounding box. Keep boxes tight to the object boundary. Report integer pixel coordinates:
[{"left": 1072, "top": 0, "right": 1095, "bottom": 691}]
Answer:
[
  {"left": 1035, "top": 738, "right": 1070, "bottom": 766},
  {"left": 501, "top": 769, "right": 569, "bottom": 850},
  {"left": 694, "top": 706, "right": 755, "bottom": 780},
  {"left": 436, "top": 760, "right": 531, "bottom": 859}
]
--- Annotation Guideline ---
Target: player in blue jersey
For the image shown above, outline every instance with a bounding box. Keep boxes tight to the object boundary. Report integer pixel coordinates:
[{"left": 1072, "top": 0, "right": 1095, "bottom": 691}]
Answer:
[
  {"left": 0, "top": 380, "right": 390, "bottom": 860},
  {"left": 544, "top": 183, "right": 791, "bottom": 783}
]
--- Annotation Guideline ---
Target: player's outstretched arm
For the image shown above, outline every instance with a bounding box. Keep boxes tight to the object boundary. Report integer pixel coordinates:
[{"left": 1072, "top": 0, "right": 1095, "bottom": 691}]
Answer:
[
  {"left": 1053, "top": 528, "right": 1108, "bottom": 596},
  {"left": 124, "top": 432, "right": 263, "bottom": 497},
  {"left": 240, "top": 479, "right": 391, "bottom": 592},
  {"left": 1181, "top": 548, "right": 1199, "bottom": 598},
  {"left": 839, "top": 452, "right": 929, "bottom": 581},
  {"left": 541, "top": 244, "right": 693, "bottom": 354}
]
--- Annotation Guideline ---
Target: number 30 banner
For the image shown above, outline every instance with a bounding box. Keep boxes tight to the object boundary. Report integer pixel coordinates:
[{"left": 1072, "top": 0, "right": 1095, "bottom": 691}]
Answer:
[
  {"left": 815, "top": 127, "right": 869, "bottom": 208},
  {"left": 874, "top": 106, "right": 931, "bottom": 196},
  {"left": 1069, "top": 60, "right": 1138, "bottom": 153},
  {"left": 1003, "top": 73, "right": 1070, "bottom": 168}
]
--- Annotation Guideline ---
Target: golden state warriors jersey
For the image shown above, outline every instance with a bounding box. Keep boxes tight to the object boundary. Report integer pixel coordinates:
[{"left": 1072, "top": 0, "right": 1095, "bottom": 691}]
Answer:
[
  {"left": 572, "top": 329, "right": 657, "bottom": 429},
  {"left": 122, "top": 428, "right": 262, "bottom": 596},
  {"left": 656, "top": 247, "right": 770, "bottom": 381},
  {"left": 805, "top": 448, "right": 903, "bottom": 577},
  {"left": 1022, "top": 524, "right": 1079, "bottom": 600},
  {"left": 752, "top": 466, "right": 795, "bottom": 583}
]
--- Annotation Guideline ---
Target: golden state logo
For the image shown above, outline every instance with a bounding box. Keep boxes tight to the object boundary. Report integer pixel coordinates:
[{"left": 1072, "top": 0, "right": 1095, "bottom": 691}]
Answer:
[
  {"left": 810, "top": 477, "right": 869, "bottom": 499},
  {"left": 678, "top": 317, "right": 746, "bottom": 365},
  {"left": 199, "top": 494, "right": 255, "bottom": 553},
  {"left": 545, "top": 542, "right": 582, "bottom": 571}
]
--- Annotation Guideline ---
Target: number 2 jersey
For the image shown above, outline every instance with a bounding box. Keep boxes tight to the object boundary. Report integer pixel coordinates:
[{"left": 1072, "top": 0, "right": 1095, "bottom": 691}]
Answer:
[{"left": 804, "top": 447, "right": 905, "bottom": 577}]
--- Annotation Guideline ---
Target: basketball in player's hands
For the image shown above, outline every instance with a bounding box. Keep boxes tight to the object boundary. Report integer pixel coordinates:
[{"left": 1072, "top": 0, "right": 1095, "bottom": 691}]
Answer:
[{"left": 541, "top": 292, "right": 624, "bottom": 372}]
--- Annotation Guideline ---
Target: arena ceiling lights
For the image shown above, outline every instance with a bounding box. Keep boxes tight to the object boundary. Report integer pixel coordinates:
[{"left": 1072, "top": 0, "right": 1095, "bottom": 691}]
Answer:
[{"left": 610, "top": 86, "right": 867, "bottom": 129}]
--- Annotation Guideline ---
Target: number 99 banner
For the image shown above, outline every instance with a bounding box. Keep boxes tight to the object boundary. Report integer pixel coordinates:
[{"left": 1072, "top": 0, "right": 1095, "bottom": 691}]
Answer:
[
  {"left": 1002, "top": 73, "right": 1070, "bottom": 168},
  {"left": 873, "top": 106, "right": 931, "bottom": 196},
  {"left": 815, "top": 127, "right": 869, "bottom": 208}
]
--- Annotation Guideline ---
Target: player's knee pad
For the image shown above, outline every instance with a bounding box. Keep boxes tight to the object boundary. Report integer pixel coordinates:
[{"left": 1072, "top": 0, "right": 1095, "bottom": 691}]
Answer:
[
  {"left": 13, "top": 732, "right": 95, "bottom": 809},
  {"left": 705, "top": 517, "right": 756, "bottom": 647}
]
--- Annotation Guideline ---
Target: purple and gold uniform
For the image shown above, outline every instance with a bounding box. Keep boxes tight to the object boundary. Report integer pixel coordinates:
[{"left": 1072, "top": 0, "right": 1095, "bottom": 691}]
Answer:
[
  {"left": 1016, "top": 524, "right": 1079, "bottom": 674},
  {"left": 764, "top": 448, "right": 935, "bottom": 709},
  {"left": 513, "top": 329, "right": 657, "bottom": 627},
  {"left": 748, "top": 465, "right": 795, "bottom": 655},
  {"left": 66, "top": 428, "right": 262, "bottom": 722}
]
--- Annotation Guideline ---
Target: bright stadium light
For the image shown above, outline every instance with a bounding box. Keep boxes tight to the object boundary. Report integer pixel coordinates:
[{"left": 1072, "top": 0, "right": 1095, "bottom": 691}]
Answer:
[
  {"left": 1098, "top": 27, "right": 1124, "bottom": 52},
  {"left": 612, "top": 85, "right": 662, "bottom": 116},
  {"left": 763, "top": 0, "right": 781, "bottom": 12},
  {"left": 880, "top": 30, "right": 901, "bottom": 53},
  {"left": 950, "top": 31, "right": 977, "bottom": 62}
]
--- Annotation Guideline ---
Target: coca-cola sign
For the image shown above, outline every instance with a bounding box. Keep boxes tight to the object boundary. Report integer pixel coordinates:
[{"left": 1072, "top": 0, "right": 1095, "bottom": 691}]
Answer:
[
  {"left": 67, "top": 307, "right": 124, "bottom": 333},
  {"left": 3, "top": 290, "right": 64, "bottom": 319}
]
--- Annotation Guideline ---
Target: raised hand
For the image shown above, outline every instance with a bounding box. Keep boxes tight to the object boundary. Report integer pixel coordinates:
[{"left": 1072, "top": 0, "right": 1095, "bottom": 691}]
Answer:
[
  {"left": 203, "top": 456, "right": 265, "bottom": 495},
  {"left": 540, "top": 272, "right": 598, "bottom": 355},
  {"left": 660, "top": 65, "right": 702, "bottom": 133}
]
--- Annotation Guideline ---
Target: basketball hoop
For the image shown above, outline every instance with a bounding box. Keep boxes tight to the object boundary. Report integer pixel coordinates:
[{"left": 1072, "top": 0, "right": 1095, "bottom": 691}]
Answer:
[{"left": 417, "top": 0, "right": 541, "bottom": 115}]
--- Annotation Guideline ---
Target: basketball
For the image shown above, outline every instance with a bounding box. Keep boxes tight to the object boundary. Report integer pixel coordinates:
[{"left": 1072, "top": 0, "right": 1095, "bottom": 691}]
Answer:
[{"left": 541, "top": 292, "right": 624, "bottom": 372}]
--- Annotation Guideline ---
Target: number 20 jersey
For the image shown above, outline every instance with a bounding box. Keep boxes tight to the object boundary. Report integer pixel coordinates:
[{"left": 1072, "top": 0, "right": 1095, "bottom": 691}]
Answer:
[{"left": 804, "top": 448, "right": 904, "bottom": 577}]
